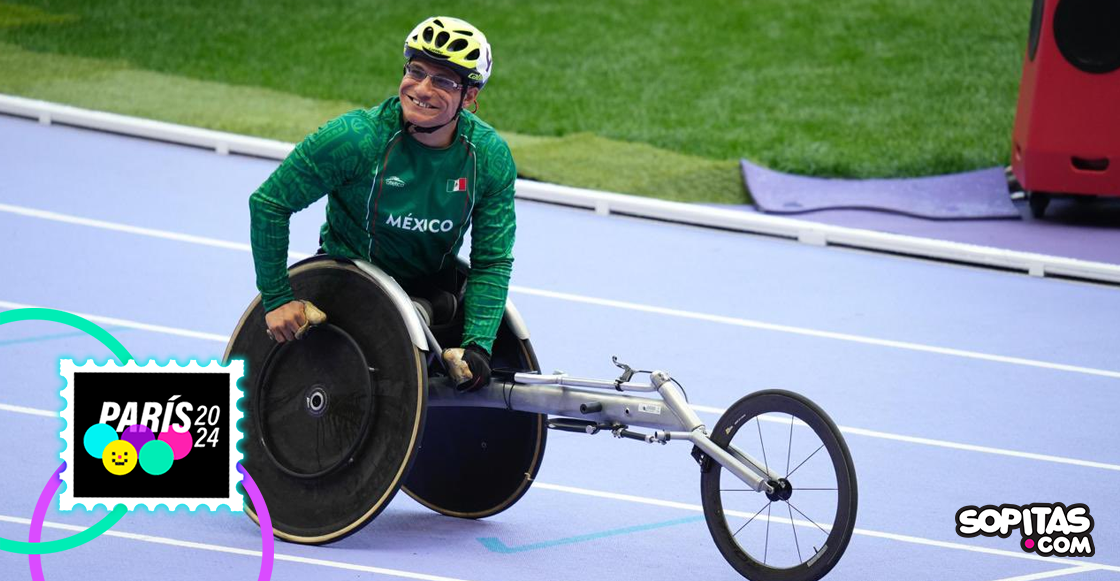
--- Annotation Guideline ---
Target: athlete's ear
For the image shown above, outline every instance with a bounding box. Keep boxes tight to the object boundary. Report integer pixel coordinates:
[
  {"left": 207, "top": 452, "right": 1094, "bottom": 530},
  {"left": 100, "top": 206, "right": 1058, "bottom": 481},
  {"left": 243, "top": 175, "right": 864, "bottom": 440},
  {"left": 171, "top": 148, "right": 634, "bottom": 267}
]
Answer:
[{"left": 462, "top": 87, "right": 480, "bottom": 110}]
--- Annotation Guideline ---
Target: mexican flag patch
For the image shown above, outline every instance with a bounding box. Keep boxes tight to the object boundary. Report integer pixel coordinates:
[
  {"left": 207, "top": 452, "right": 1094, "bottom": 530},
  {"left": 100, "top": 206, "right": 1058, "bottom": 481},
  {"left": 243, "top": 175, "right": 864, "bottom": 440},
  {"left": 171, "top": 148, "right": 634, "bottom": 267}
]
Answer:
[{"left": 447, "top": 178, "right": 468, "bottom": 192}]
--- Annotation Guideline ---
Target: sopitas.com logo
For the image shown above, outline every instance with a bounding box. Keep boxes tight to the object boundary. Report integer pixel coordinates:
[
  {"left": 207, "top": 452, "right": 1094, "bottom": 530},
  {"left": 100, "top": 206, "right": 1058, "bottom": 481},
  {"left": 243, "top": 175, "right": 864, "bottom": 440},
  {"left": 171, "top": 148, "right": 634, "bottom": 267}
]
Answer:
[{"left": 956, "top": 503, "right": 1095, "bottom": 557}]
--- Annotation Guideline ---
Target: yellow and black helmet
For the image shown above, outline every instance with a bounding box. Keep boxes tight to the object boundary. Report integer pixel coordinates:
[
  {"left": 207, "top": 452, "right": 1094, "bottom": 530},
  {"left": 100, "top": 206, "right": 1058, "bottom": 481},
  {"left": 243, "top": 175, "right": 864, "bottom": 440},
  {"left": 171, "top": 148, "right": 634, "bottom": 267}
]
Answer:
[{"left": 404, "top": 16, "right": 492, "bottom": 88}]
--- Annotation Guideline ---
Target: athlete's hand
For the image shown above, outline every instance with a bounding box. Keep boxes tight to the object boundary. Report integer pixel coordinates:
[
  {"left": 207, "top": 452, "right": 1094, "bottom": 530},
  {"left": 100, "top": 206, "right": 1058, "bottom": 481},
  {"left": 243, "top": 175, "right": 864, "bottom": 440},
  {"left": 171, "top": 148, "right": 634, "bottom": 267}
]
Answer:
[
  {"left": 442, "top": 344, "right": 492, "bottom": 392},
  {"left": 265, "top": 301, "right": 307, "bottom": 343}
]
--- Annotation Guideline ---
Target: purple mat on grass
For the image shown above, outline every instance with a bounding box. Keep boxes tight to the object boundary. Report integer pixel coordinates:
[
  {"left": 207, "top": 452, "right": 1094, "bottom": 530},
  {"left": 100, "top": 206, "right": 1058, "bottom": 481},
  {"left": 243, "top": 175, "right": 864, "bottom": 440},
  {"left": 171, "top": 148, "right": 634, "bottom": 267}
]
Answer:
[{"left": 741, "top": 159, "right": 1020, "bottom": 220}]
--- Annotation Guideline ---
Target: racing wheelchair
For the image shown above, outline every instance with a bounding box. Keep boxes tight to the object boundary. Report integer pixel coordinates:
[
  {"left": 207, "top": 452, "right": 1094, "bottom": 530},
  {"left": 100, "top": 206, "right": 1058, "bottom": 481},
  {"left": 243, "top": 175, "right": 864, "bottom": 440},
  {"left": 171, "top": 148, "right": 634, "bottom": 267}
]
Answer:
[{"left": 223, "top": 255, "right": 857, "bottom": 581}]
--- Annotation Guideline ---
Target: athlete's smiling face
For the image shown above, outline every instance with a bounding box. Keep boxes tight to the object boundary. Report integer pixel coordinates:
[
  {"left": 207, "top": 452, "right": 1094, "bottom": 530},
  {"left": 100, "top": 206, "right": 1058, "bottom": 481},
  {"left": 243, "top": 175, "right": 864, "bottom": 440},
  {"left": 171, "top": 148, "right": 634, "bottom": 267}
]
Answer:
[{"left": 399, "top": 59, "right": 478, "bottom": 129}]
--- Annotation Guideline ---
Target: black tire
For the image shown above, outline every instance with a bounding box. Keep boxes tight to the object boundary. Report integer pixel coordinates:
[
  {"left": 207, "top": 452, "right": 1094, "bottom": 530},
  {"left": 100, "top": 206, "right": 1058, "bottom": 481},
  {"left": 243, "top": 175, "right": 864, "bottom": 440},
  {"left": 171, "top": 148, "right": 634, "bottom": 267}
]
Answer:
[
  {"left": 699, "top": 390, "right": 857, "bottom": 581},
  {"left": 1028, "top": 192, "right": 1050, "bottom": 219},
  {"left": 224, "top": 257, "right": 428, "bottom": 544}
]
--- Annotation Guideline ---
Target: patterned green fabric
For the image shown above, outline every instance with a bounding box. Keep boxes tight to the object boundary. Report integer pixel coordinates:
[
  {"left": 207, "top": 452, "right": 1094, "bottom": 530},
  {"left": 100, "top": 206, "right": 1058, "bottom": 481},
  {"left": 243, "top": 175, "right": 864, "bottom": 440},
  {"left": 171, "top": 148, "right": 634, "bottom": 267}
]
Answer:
[{"left": 249, "top": 97, "right": 516, "bottom": 353}]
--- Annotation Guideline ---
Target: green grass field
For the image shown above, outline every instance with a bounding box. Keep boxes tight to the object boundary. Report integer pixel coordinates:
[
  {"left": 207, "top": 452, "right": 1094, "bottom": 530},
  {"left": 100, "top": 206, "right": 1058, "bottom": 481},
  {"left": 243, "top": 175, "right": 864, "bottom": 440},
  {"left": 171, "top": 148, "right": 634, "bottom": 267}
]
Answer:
[{"left": 0, "top": 0, "right": 1029, "bottom": 203}]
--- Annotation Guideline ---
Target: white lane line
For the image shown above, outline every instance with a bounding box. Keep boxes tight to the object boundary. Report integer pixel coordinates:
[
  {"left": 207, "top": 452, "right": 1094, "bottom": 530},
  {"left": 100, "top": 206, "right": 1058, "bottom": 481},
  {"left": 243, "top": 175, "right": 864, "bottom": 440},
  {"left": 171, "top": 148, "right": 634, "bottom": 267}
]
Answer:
[
  {"left": 3, "top": 301, "right": 1119, "bottom": 474},
  {"left": 0, "top": 202, "right": 311, "bottom": 261},
  {"left": 0, "top": 300, "right": 229, "bottom": 343},
  {"left": 987, "top": 565, "right": 1104, "bottom": 581},
  {"left": 693, "top": 405, "right": 1120, "bottom": 473},
  {"left": 809, "top": 423, "right": 1120, "bottom": 473},
  {"left": 0, "top": 403, "right": 56, "bottom": 418},
  {"left": 2, "top": 202, "right": 1118, "bottom": 380},
  {"left": 532, "top": 483, "right": 1120, "bottom": 572},
  {"left": 508, "top": 286, "right": 1120, "bottom": 381},
  {"left": 4, "top": 489, "right": 1117, "bottom": 576},
  {"left": 0, "top": 515, "right": 476, "bottom": 581}
]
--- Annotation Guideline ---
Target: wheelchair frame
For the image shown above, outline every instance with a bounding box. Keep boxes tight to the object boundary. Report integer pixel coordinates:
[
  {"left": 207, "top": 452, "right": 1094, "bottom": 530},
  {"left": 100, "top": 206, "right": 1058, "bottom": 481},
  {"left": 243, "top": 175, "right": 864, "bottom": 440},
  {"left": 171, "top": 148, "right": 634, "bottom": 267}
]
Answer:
[{"left": 429, "top": 368, "right": 780, "bottom": 494}]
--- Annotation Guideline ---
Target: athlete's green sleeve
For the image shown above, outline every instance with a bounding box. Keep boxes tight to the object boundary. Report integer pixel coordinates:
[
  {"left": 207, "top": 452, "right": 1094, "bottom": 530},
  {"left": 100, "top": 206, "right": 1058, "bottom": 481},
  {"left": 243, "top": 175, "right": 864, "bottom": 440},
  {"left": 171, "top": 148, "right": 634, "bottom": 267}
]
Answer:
[
  {"left": 460, "top": 143, "right": 517, "bottom": 354},
  {"left": 249, "top": 111, "right": 376, "bottom": 312}
]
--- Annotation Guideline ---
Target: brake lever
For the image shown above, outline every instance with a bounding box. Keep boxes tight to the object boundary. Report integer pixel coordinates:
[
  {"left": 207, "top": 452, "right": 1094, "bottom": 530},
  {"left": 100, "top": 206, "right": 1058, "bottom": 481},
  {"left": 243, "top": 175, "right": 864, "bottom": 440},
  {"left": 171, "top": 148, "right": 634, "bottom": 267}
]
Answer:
[{"left": 611, "top": 356, "right": 635, "bottom": 391}]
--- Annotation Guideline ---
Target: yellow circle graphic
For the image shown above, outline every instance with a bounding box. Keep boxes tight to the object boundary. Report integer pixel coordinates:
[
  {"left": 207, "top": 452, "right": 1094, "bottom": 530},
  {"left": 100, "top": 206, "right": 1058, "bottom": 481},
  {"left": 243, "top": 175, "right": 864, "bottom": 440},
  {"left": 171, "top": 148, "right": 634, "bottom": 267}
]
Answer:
[{"left": 101, "top": 440, "right": 138, "bottom": 476}]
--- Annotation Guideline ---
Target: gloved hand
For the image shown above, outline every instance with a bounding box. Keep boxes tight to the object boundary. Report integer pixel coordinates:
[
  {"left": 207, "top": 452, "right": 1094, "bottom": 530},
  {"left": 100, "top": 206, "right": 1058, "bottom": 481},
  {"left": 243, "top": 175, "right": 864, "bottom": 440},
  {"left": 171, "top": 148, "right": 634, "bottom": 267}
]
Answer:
[
  {"left": 265, "top": 300, "right": 328, "bottom": 342},
  {"left": 441, "top": 344, "right": 492, "bottom": 392}
]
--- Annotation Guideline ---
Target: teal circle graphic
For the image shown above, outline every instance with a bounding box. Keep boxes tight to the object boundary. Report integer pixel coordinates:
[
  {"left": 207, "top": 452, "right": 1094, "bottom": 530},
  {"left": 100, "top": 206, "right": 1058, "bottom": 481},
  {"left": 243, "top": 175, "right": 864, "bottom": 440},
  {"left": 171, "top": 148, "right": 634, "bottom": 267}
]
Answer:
[
  {"left": 138, "top": 440, "right": 174, "bottom": 476},
  {"left": 82, "top": 424, "right": 118, "bottom": 459}
]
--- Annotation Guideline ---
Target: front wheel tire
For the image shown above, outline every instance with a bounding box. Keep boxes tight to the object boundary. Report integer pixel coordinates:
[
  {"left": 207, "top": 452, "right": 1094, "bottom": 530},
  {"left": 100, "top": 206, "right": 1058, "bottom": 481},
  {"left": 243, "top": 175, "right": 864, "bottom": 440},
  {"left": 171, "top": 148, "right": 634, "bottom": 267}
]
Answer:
[{"left": 699, "top": 390, "right": 857, "bottom": 581}]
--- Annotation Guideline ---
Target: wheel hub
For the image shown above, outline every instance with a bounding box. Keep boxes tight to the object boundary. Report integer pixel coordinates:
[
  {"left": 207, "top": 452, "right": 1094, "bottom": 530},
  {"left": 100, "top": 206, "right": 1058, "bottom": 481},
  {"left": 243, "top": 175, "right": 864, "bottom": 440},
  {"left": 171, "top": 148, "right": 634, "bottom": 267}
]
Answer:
[
  {"left": 765, "top": 478, "right": 794, "bottom": 502},
  {"left": 305, "top": 385, "right": 329, "bottom": 417}
]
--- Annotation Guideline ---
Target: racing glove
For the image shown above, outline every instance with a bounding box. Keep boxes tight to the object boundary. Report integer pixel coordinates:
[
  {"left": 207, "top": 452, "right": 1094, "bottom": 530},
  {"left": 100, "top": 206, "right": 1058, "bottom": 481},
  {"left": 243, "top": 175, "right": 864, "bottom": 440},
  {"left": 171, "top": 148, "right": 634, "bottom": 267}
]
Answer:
[{"left": 442, "top": 344, "right": 492, "bottom": 392}]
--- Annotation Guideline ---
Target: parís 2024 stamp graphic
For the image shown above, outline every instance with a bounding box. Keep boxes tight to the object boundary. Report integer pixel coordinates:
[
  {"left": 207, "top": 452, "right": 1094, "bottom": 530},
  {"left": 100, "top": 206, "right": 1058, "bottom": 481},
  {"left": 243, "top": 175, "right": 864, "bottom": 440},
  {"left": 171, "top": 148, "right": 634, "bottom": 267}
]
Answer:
[{"left": 60, "top": 359, "right": 244, "bottom": 511}]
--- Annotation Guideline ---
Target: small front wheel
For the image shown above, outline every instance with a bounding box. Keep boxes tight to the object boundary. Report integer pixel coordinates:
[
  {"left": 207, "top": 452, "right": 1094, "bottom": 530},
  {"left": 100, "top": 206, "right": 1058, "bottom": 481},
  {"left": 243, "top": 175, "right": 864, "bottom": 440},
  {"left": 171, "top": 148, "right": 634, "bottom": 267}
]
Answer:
[{"left": 699, "top": 390, "right": 857, "bottom": 581}]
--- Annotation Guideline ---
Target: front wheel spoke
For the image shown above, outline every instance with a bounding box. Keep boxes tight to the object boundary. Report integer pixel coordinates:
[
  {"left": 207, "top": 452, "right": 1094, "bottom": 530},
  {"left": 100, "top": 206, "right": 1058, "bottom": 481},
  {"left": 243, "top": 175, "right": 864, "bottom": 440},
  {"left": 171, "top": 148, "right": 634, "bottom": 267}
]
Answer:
[
  {"left": 764, "top": 502, "right": 772, "bottom": 565},
  {"left": 788, "top": 501, "right": 831, "bottom": 536},
  {"left": 756, "top": 418, "right": 770, "bottom": 475},
  {"left": 733, "top": 500, "right": 772, "bottom": 538},
  {"left": 785, "top": 413, "right": 795, "bottom": 475},
  {"left": 788, "top": 501, "right": 803, "bottom": 563},
  {"left": 795, "top": 487, "right": 838, "bottom": 491},
  {"left": 786, "top": 444, "right": 824, "bottom": 479}
]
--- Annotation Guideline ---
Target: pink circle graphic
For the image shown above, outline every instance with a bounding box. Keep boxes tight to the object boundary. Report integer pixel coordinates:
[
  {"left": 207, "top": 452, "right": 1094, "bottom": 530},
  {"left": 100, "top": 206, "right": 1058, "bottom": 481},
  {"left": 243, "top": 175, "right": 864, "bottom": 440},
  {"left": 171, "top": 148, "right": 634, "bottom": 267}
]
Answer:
[
  {"left": 29, "top": 462, "right": 274, "bottom": 581},
  {"left": 1024, "top": 538, "right": 1035, "bottom": 549},
  {"left": 121, "top": 424, "right": 155, "bottom": 451},
  {"left": 238, "top": 463, "right": 274, "bottom": 581},
  {"left": 157, "top": 425, "right": 194, "bottom": 460}
]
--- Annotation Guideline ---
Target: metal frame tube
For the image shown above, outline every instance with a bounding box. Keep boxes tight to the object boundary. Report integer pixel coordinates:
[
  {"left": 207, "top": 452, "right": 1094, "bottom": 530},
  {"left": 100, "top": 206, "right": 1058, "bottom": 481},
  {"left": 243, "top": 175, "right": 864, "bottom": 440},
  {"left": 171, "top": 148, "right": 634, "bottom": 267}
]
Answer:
[
  {"left": 429, "top": 379, "right": 689, "bottom": 431},
  {"left": 685, "top": 432, "right": 772, "bottom": 493},
  {"left": 726, "top": 443, "right": 782, "bottom": 482},
  {"left": 511, "top": 372, "right": 656, "bottom": 392},
  {"left": 651, "top": 371, "right": 705, "bottom": 432}
]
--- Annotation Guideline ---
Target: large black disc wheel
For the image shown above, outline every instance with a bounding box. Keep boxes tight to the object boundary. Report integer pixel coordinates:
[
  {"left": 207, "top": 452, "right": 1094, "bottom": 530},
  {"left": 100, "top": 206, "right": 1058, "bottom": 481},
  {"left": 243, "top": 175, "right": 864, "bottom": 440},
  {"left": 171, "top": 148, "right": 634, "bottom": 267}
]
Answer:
[
  {"left": 403, "top": 298, "right": 547, "bottom": 519},
  {"left": 699, "top": 390, "right": 857, "bottom": 581},
  {"left": 224, "top": 256, "right": 428, "bottom": 544}
]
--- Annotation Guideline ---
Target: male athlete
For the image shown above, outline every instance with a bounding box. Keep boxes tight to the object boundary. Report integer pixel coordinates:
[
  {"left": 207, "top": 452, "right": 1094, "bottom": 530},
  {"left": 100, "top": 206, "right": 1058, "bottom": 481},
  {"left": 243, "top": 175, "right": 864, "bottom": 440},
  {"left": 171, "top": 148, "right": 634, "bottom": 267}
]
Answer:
[{"left": 248, "top": 16, "right": 514, "bottom": 392}]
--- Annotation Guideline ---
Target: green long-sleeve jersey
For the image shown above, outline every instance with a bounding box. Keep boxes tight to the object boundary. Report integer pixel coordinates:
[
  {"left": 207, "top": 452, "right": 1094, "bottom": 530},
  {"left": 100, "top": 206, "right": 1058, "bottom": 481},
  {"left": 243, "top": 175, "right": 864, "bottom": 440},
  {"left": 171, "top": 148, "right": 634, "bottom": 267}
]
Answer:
[{"left": 249, "top": 97, "right": 517, "bottom": 353}]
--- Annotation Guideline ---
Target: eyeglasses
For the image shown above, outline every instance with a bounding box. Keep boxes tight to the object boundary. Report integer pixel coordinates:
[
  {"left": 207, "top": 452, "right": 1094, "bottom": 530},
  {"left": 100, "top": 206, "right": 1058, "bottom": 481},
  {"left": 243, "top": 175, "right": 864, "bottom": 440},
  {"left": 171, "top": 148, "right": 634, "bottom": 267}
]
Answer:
[{"left": 403, "top": 64, "right": 463, "bottom": 92}]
